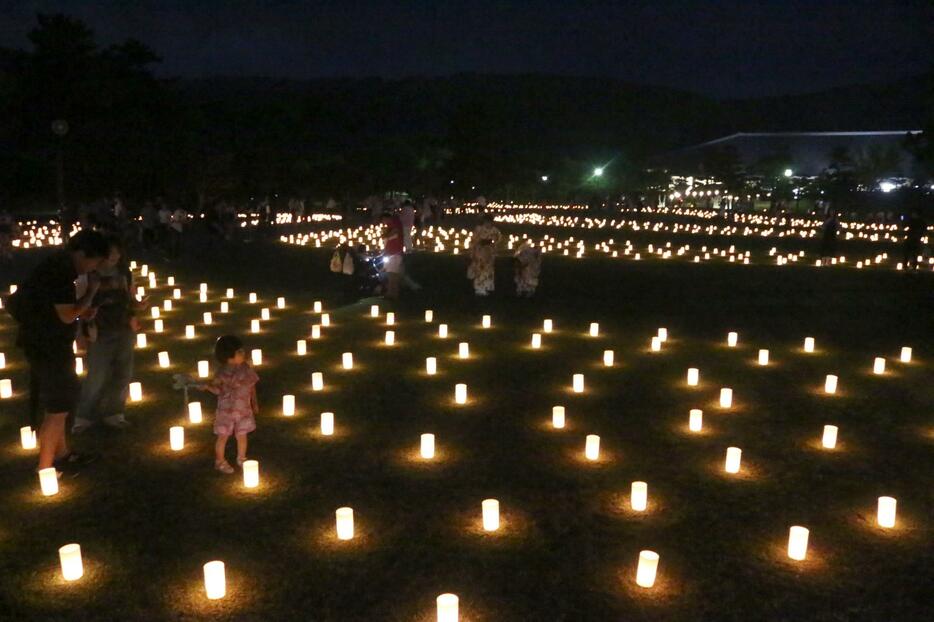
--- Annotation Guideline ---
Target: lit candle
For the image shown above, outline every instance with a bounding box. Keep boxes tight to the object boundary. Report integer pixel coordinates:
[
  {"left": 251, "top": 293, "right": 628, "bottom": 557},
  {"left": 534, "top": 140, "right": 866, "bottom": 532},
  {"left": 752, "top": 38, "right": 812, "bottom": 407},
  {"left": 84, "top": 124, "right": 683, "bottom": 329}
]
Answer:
[
  {"left": 186, "top": 325, "right": 195, "bottom": 339},
  {"left": 424, "top": 309, "right": 434, "bottom": 322},
  {"left": 385, "top": 312, "right": 395, "bottom": 325},
  {"left": 635, "top": 550, "right": 659, "bottom": 588},
  {"left": 276, "top": 297, "right": 285, "bottom": 309},
  {"left": 199, "top": 283, "right": 208, "bottom": 294},
  {"left": 724, "top": 446, "right": 742, "bottom": 473},
  {"left": 572, "top": 373, "right": 584, "bottom": 393},
  {"left": 20, "top": 426, "right": 37, "bottom": 449},
  {"left": 385, "top": 331, "right": 395, "bottom": 345},
  {"left": 824, "top": 374, "right": 838, "bottom": 394},
  {"left": 203, "top": 561, "right": 226, "bottom": 599},
  {"left": 296, "top": 340, "right": 307, "bottom": 356},
  {"left": 342, "top": 352, "right": 354, "bottom": 369},
  {"left": 689, "top": 409, "right": 703, "bottom": 432},
  {"left": 657, "top": 327, "right": 668, "bottom": 342},
  {"left": 282, "top": 395, "right": 295, "bottom": 417},
  {"left": 188, "top": 401, "right": 203, "bottom": 424},
  {"left": 458, "top": 342, "right": 469, "bottom": 358},
  {"left": 313, "top": 300, "right": 322, "bottom": 313},
  {"left": 0, "top": 378, "right": 11, "bottom": 398},
  {"left": 59, "top": 544, "right": 84, "bottom": 581},
  {"left": 197, "top": 360, "right": 210, "bottom": 378},
  {"left": 226, "top": 288, "right": 234, "bottom": 299},
  {"left": 787, "top": 526, "right": 809, "bottom": 560},
  {"left": 251, "top": 349, "right": 262, "bottom": 366},
  {"left": 242, "top": 460, "right": 259, "bottom": 488},
  {"left": 167, "top": 276, "right": 175, "bottom": 286},
  {"left": 531, "top": 333, "right": 542, "bottom": 349},
  {"left": 321, "top": 411, "right": 334, "bottom": 435},
  {"left": 603, "top": 350, "right": 614, "bottom": 366},
  {"left": 426, "top": 357, "right": 437, "bottom": 375},
  {"left": 136, "top": 333, "right": 147, "bottom": 348},
  {"left": 0, "top": 353, "right": 6, "bottom": 369},
  {"left": 75, "top": 357, "right": 84, "bottom": 375},
  {"left": 873, "top": 357, "right": 885, "bottom": 374},
  {"left": 650, "top": 336, "right": 661, "bottom": 351},
  {"left": 336, "top": 507, "right": 354, "bottom": 540},
  {"left": 169, "top": 426, "right": 184, "bottom": 451},
  {"left": 438, "top": 324, "right": 448, "bottom": 338},
  {"left": 543, "top": 319, "right": 553, "bottom": 333},
  {"left": 173, "top": 288, "right": 181, "bottom": 300},
  {"left": 804, "top": 337, "right": 815, "bottom": 352},
  {"left": 251, "top": 319, "right": 260, "bottom": 333},
  {"left": 420, "top": 433, "right": 435, "bottom": 459},
  {"left": 482, "top": 314, "right": 491, "bottom": 328},
  {"left": 158, "top": 351, "right": 170, "bottom": 368},
  {"left": 821, "top": 424, "right": 838, "bottom": 448},
  {"left": 719, "top": 388, "right": 732, "bottom": 408},
  {"left": 585, "top": 434, "right": 600, "bottom": 460},
  {"left": 129, "top": 382, "right": 142, "bottom": 401},
  {"left": 455, "top": 383, "right": 467, "bottom": 404},
  {"left": 370, "top": 304, "right": 379, "bottom": 317},
  {"left": 552, "top": 406, "right": 566, "bottom": 429},
  {"left": 220, "top": 302, "right": 229, "bottom": 313},
  {"left": 436, "top": 594, "right": 459, "bottom": 622},
  {"left": 312, "top": 372, "right": 324, "bottom": 391},
  {"left": 899, "top": 346, "right": 912, "bottom": 363},
  {"left": 727, "top": 331, "right": 738, "bottom": 347},
  {"left": 631, "top": 481, "right": 648, "bottom": 511},
  {"left": 151, "top": 306, "right": 160, "bottom": 319},
  {"left": 203, "top": 312, "right": 213, "bottom": 325},
  {"left": 877, "top": 496, "right": 897, "bottom": 528},
  {"left": 163, "top": 300, "right": 172, "bottom": 311},
  {"left": 311, "top": 325, "right": 321, "bottom": 339},
  {"left": 481, "top": 498, "right": 500, "bottom": 531},
  {"left": 39, "top": 467, "right": 59, "bottom": 496},
  {"left": 589, "top": 322, "right": 599, "bottom": 337},
  {"left": 249, "top": 292, "right": 257, "bottom": 304},
  {"left": 199, "top": 292, "right": 207, "bottom": 303},
  {"left": 687, "top": 368, "right": 699, "bottom": 386},
  {"left": 758, "top": 349, "right": 769, "bottom": 365},
  {"left": 261, "top": 308, "right": 270, "bottom": 321}
]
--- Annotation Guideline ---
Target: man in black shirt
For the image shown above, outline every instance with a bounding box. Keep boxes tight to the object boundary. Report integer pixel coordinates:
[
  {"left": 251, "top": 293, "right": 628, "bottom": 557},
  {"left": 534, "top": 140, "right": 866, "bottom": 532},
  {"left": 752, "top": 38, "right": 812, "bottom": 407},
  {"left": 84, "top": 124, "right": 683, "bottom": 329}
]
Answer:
[{"left": 14, "top": 229, "right": 109, "bottom": 471}]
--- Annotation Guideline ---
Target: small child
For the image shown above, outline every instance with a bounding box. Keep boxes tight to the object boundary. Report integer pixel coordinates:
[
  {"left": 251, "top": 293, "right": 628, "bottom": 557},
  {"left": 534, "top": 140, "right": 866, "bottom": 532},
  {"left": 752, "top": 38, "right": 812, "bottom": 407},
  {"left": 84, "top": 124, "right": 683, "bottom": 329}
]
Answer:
[
  {"left": 514, "top": 241, "right": 542, "bottom": 297},
  {"left": 199, "top": 335, "right": 259, "bottom": 474}
]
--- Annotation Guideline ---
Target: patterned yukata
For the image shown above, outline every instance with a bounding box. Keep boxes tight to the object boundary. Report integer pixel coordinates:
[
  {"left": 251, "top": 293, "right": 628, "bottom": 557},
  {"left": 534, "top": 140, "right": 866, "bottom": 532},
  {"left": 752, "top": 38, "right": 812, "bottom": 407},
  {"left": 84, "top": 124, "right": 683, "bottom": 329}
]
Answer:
[
  {"left": 211, "top": 363, "right": 259, "bottom": 436},
  {"left": 514, "top": 242, "right": 542, "bottom": 297},
  {"left": 468, "top": 222, "right": 502, "bottom": 295}
]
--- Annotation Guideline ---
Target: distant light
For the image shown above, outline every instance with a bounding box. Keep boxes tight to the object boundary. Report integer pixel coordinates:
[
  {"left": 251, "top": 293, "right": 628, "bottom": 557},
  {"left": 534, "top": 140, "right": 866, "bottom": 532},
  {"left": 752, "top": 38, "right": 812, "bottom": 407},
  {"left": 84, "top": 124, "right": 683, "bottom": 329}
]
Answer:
[
  {"left": 783, "top": 169, "right": 793, "bottom": 178},
  {"left": 593, "top": 167, "right": 604, "bottom": 177},
  {"left": 879, "top": 181, "right": 896, "bottom": 193},
  {"left": 541, "top": 175, "right": 549, "bottom": 182}
]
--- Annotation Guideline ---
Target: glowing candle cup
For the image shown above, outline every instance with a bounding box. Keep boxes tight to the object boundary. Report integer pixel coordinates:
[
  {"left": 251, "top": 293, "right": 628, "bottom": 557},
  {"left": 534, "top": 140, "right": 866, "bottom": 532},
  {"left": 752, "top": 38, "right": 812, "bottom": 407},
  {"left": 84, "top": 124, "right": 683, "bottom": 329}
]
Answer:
[
  {"left": 0, "top": 378, "right": 11, "bottom": 399},
  {"left": 336, "top": 507, "right": 354, "bottom": 540},
  {"left": 296, "top": 340, "right": 307, "bottom": 356},
  {"left": 312, "top": 372, "right": 324, "bottom": 391},
  {"left": 203, "top": 561, "right": 226, "bottom": 600},
  {"left": 482, "top": 499, "right": 500, "bottom": 531},
  {"left": 342, "top": 352, "right": 354, "bottom": 369},
  {"left": 603, "top": 350, "right": 614, "bottom": 366},
  {"left": 458, "top": 342, "right": 469, "bottom": 358},
  {"left": 585, "top": 434, "right": 600, "bottom": 460},
  {"left": 552, "top": 406, "right": 566, "bottom": 429},
  {"left": 169, "top": 426, "right": 184, "bottom": 451},
  {"left": 136, "top": 333, "right": 147, "bottom": 348},
  {"left": 455, "top": 383, "right": 467, "bottom": 404},
  {"left": 687, "top": 367, "right": 699, "bottom": 386},
  {"left": 804, "top": 337, "right": 815, "bottom": 353},
  {"left": 877, "top": 496, "right": 897, "bottom": 528},
  {"left": 188, "top": 401, "right": 203, "bottom": 424},
  {"left": 900, "top": 347, "right": 912, "bottom": 363},
  {"left": 689, "top": 409, "right": 703, "bottom": 432},
  {"left": 385, "top": 331, "right": 395, "bottom": 345},
  {"left": 635, "top": 550, "right": 659, "bottom": 588},
  {"left": 251, "top": 349, "right": 262, "bottom": 366},
  {"left": 20, "top": 426, "right": 37, "bottom": 449},
  {"left": 158, "top": 351, "right": 170, "bottom": 368},
  {"left": 727, "top": 331, "right": 738, "bottom": 347},
  {"left": 320, "top": 412, "right": 334, "bottom": 436},
  {"left": 282, "top": 395, "right": 295, "bottom": 417},
  {"left": 572, "top": 373, "right": 585, "bottom": 393},
  {"left": 436, "top": 594, "right": 459, "bottom": 622},
  {"left": 873, "top": 357, "right": 885, "bottom": 374},
  {"left": 426, "top": 357, "right": 437, "bottom": 375},
  {"left": 821, "top": 424, "right": 838, "bottom": 449},
  {"left": 589, "top": 322, "right": 599, "bottom": 337},
  {"left": 758, "top": 349, "right": 769, "bottom": 365},
  {"left": 39, "top": 467, "right": 59, "bottom": 496},
  {"left": 59, "top": 544, "right": 84, "bottom": 581},
  {"left": 420, "top": 433, "right": 435, "bottom": 459},
  {"left": 631, "top": 481, "right": 648, "bottom": 511},
  {"left": 129, "top": 382, "right": 142, "bottom": 402},
  {"left": 787, "top": 526, "right": 809, "bottom": 560},
  {"left": 242, "top": 460, "right": 259, "bottom": 488},
  {"left": 719, "top": 388, "right": 733, "bottom": 408},
  {"left": 724, "top": 446, "right": 742, "bottom": 473},
  {"left": 531, "top": 333, "right": 542, "bottom": 349},
  {"left": 824, "top": 374, "right": 838, "bottom": 394}
]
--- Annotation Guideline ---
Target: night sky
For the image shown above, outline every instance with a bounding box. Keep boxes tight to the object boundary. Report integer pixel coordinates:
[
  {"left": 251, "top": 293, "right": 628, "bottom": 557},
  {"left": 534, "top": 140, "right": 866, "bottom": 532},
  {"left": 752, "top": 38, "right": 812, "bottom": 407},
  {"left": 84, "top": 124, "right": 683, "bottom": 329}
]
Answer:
[{"left": 1, "top": 0, "right": 931, "bottom": 98}]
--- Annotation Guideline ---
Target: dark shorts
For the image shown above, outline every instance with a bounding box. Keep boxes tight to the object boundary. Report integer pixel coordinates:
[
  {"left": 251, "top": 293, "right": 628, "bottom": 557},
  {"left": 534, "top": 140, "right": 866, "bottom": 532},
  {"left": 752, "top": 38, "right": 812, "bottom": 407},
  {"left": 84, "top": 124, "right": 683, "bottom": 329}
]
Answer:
[{"left": 25, "top": 343, "right": 79, "bottom": 415}]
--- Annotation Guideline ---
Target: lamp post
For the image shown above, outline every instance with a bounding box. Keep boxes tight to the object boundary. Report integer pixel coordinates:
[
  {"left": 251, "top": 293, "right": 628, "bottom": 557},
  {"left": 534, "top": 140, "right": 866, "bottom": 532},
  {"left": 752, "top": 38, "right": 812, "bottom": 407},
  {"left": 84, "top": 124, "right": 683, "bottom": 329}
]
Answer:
[{"left": 51, "top": 119, "right": 69, "bottom": 238}]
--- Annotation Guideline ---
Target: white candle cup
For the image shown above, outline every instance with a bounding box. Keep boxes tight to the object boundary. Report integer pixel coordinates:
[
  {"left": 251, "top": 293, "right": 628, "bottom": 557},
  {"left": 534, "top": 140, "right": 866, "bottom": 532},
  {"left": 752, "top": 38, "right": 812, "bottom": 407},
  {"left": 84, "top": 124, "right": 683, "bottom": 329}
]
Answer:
[
  {"left": 154, "top": 319, "right": 164, "bottom": 333},
  {"left": 276, "top": 297, "right": 285, "bottom": 309},
  {"left": 727, "top": 331, "right": 738, "bottom": 347},
  {"left": 151, "top": 306, "right": 160, "bottom": 319},
  {"left": 689, "top": 409, "right": 703, "bottom": 432},
  {"left": 250, "top": 319, "right": 260, "bottom": 333},
  {"left": 282, "top": 395, "right": 295, "bottom": 417},
  {"left": 370, "top": 304, "right": 379, "bottom": 317},
  {"left": 719, "top": 388, "right": 733, "bottom": 408},
  {"left": 313, "top": 300, "right": 322, "bottom": 313},
  {"left": 589, "top": 322, "right": 599, "bottom": 337},
  {"left": 249, "top": 292, "right": 257, "bottom": 304},
  {"left": 531, "top": 333, "right": 542, "bottom": 349},
  {"left": 129, "top": 382, "right": 143, "bottom": 402},
  {"left": 438, "top": 324, "right": 448, "bottom": 338},
  {"left": 572, "top": 373, "right": 585, "bottom": 393},
  {"left": 426, "top": 357, "right": 437, "bottom": 375},
  {"left": 163, "top": 300, "right": 172, "bottom": 311},
  {"left": 687, "top": 368, "right": 699, "bottom": 386},
  {"left": 158, "top": 351, "right": 170, "bottom": 368},
  {"left": 167, "top": 276, "right": 175, "bottom": 286},
  {"left": 821, "top": 424, "right": 838, "bottom": 449},
  {"left": 296, "top": 340, "right": 307, "bottom": 356},
  {"left": 321, "top": 313, "right": 330, "bottom": 327},
  {"left": 873, "top": 357, "right": 885, "bottom": 374},
  {"left": 220, "top": 302, "right": 229, "bottom": 313},
  {"left": 424, "top": 309, "right": 434, "bottom": 322},
  {"left": 172, "top": 288, "right": 181, "bottom": 300},
  {"left": 724, "top": 446, "right": 742, "bottom": 473},
  {"left": 635, "top": 550, "right": 659, "bottom": 588},
  {"left": 39, "top": 467, "right": 59, "bottom": 496},
  {"left": 877, "top": 496, "right": 897, "bottom": 528},
  {"left": 657, "top": 327, "right": 668, "bottom": 342},
  {"left": 199, "top": 292, "right": 208, "bottom": 303},
  {"left": 199, "top": 283, "right": 208, "bottom": 294},
  {"left": 169, "top": 426, "right": 184, "bottom": 451},
  {"left": 543, "top": 319, "right": 553, "bottom": 333},
  {"left": 251, "top": 349, "right": 262, "bottom": 366},
  {"left": 458, "top": 342, "right": 469, "bottom": 358},
  {"left": 455, "top": 383, "right": 467, "bottom": 404},
  {"left": 603, "top": 350, "right": 614, "bottom": 366},
  {"left": 552, "top": 406, "right": 566, "bottom": 429},
  {"left": 203, "top": 560, "right": 226, "bottom": 599},
  {"left": 320, "top": 412, "right": 334, "bottom": 436},
  {"left": 0, "top": 378, "right": 11, "bottom": 399},
  {"left": 650, "top": 336, "right": 661, "bottom": 351},
  {"left": 336, "top": 507, "right": 354, "bottom": 540},
  {"left": 226, "top": 288, "right": 235, "bottom": 299},
  {"left": 631, "top": 481, "right": 648, "bottom": 511},
  {"left": 420, "top": 433, "right": 435, "bottom": 459},
  {"left": 804, "top": 337, "right": 815, "bottom": 352},
  {"left": 196, "top": 360, "right": 210, "bottom": 378},
  {"left": 482, "top": 314, "right": 491, "bottom": 328},
  {"left": 242, "top": 460, "right": 259, "bottom": 488},
  {"left": 59, "top": 543, "right": 84, "bottom": 581},
  {"left": 758, "top": 349, "right": 769, "bottom": 365},
  {"left": 311, "top": 372, "right": 324, "bottom": 391},
  {"left": 385, "top": 312, "right": 395, "bottom": 325},
  {"left": 311, "top": 325, "right": 321, "bottom": 339},
  {"left": 20, "top": 426, "right": 37, "bottom": 449},
  {"left": 585, "top": 434, "right": 600, "bottom": 460},
  {"left": 824, "top": 374, "right": 838, "bottom": 394},
  {"left": 787, "top": 526, "right": 809, "bottom": 560},
  {"left": 75, "top": 357, "right": 84, "bottom": 375},
  {"left": 188, "top": 401, "right": 203, "bottom": 424},
  {"left": 385, "top": 331, "right": 395, "bottom": 345},
  {"left": 482, "top": 498, "right": 500, "bottom": 531},
  {"left": 899, "top": 346, "right": 912, "bottom": 363},
  {"left": 185, "top": 325, "right": 195, "bottom": 339},
  {"left": 436, "top": 593, "right": 459, "bottom": 622}
]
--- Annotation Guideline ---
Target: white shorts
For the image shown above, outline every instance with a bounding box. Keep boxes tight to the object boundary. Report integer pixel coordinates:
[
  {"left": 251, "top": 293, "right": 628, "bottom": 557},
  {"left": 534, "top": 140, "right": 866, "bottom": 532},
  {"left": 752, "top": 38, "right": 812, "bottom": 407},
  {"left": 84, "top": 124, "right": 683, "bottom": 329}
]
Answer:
[{"left": 383, "top": 254, "right": 404, "bottom": 274}]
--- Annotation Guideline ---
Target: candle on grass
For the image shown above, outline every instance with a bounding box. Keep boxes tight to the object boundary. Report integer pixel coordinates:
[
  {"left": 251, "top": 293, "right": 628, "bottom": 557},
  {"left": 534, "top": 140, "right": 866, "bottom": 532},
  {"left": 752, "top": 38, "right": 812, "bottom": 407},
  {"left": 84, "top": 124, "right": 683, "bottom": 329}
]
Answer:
[
  {"left": 312, "top": 372, "right": 324, "bottom": 391},
  {"left": 589, "top": 322, "right": 599, "bottom": 337},
  {"left": 631, "top": 481, "right": 648, "bottom": 511},
  {"left": 531, "top": 333, "right": 542, "bottom": 349},
  {"left": 385, "top": 331, "right": 395, "bottom": 345},
  {"left": 727, "top": 331, "right": 738, "bottom": 347},
  {"left": 824, "top": 374, "right": 838, "bottom": 394},
  {"left": 873, "top": 357, "right": 885, "bottom": 374},
  {"left": 458, "top": 342, "right": 469, "bottom": 358},
  {"left": 169, "top": 426, "right": 184, "bottom": 451},
  {"left": 343, "top": 352, "right": 354, "bottom": 369},
  {"left": 436, "top": 594, "right": 459, "bottom": 622},
  {"left": 282, "top": 395, "right": 295, "bottom": 417},
  {"left": 426, "top": 357, "right": 437, "bottom": 375},
  {"left": 687, "top": 368, "right": 699, "bottom": 386},
  {"left": 129, "top": 382, "right": 142, "bottom": 401},
  {"left": 158, "top": 351, "right": 170, "bottom": 368},
  {"left": 455, "top": 383, "right": 467, "bottom": 404},
  {"left": 804, "top": 337, "right": 815, "bottom": 352},
  {"left": 603, "top": 350, "right": 614, "bottom": 366},
  {"left": 438, "top": 324, "right": 448, "bottom": 338},
  {"left": 188, "top": 401, "right": 203, "bottom": 424},
  {"left": 635, "top": 550, "right": 659, "bottom": 588},
  {"left": 242, "top": 460, "right": 259, "bottom": 488},
  {"left": 424, "top": 309, "right": 434, "bottom": 322},
  {"left": 251, "top": 349, "right": 262, "bottom": 366},
  {"left": 20, "top": 426, "right": 37, "bottom": 449},
  {"left": 482, "top": 499, "right": 500, "bottom": 531},
  {"left": 186, "top": 325, "right": 195, "bottom": 339},
  {"left": 724, "top": 447, "right": 742, "bottom": 473},
  {"left": 758, "top": 349, "right": 769, "bottom": 365},
  {"left": 787, "top": 526, "right": 809, "bottom": 560},
  {"left": 585, "top": 434, "right": 600, "bottom": 460},
  {"left": 39, "top": 467, "right": 59, "bottom": 496},
  {"left": 336, "top": 507, "right": 354, "bottom": 540},
  {"left": 482, "top": 314, "right": 491, "bottom": 328},
  {"left": 296, "top": 340, "right": 307, "bottom": 356},
  {"left": 821, "top": 425, "right": 838, "bottom": 448},
  {"left": 59, "top": 544, "right": 84, "bottom": 581},
  {"left": 877, "top": 496, "right": 897, "bottom": 528},
  {"left": 321, "top": 412, "right": 334, "bottom": 435},
  {"left": 420, "top": 433, "right": 435, "bottom": 459},
  {"left": 719, "top": 388, "right": 733, "bottom": 408},
  {"left": 689, "top": 409, "right": 703, "bottom": 432},
  {"left": 203, "top": 561, "right": 226, "bottom": 599}
]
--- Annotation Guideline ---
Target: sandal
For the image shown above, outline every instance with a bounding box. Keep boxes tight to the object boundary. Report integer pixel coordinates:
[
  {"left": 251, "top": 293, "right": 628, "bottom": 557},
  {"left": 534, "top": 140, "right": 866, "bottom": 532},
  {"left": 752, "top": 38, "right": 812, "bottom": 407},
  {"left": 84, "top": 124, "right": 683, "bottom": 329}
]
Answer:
[{"left": 214, "top": 461, "right": 234, "bottom": 474}]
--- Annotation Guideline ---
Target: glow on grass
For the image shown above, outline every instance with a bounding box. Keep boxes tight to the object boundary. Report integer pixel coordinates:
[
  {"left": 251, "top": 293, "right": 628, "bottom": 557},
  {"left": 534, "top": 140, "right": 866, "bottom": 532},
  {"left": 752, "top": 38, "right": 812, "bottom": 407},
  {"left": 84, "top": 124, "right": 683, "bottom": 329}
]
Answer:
[
  {"left": 203, "top": 561, "right": 226, "bottom": 599},
  {"left": 482, "top": 499, "right": 500, "bottom": 531},
  {"left": 336, "top": 507, "right": 354, "bottom": 540},
  {"left": 585, "top": 434, "right": 600, "bottom": 460},
  {"left": 59, "top": 544, "right": 83, "bottom": 581},
  {"left": 787, "top": 526, "right": 809, "bottom": 560},
  {"left": 188, "top": 401, "right": 203, "bottom": 424},
  {"left": 635, "top": 550, "right": 659, "bottom": 588}
]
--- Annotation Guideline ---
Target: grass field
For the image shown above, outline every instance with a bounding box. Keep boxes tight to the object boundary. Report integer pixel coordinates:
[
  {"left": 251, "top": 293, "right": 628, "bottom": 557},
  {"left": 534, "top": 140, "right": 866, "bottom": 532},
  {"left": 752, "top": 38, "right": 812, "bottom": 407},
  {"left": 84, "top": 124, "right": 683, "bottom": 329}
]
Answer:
[{"left": 1, "top": 227, "right": 932, "bottom": 621}]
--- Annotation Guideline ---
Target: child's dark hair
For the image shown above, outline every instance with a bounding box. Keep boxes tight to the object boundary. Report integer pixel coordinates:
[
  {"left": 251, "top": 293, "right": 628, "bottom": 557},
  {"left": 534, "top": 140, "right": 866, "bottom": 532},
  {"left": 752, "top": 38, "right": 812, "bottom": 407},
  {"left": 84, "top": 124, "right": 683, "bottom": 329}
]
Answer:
[{"left": 214, "top": 334, "right": 243, "bottom": 363}]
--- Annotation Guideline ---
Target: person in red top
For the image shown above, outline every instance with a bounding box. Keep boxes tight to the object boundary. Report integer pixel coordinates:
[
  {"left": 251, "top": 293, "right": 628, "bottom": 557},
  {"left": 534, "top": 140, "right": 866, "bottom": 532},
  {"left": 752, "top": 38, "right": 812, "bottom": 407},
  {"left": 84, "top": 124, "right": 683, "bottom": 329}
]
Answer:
[{"left": 380, "top": 213, "right": 404, "bottom": 299}]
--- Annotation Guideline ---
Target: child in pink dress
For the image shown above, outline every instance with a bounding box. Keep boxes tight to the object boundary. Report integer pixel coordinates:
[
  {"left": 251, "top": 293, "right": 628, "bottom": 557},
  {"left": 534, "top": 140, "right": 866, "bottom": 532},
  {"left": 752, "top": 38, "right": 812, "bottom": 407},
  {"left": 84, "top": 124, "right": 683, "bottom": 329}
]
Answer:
[{"left": 199, "top": 335, "right": 259, "bottom": 474}]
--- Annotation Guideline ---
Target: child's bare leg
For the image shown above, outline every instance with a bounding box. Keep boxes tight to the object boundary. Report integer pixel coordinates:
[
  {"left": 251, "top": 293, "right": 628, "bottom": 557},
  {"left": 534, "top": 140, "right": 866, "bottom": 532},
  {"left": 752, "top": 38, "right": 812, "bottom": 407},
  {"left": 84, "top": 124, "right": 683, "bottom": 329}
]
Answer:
[
  {"left": 235, "top": 433, "right": 248, "bottom": 462},
  {"left": 215, "top": 434, "right": 230, "bottom": 464}
]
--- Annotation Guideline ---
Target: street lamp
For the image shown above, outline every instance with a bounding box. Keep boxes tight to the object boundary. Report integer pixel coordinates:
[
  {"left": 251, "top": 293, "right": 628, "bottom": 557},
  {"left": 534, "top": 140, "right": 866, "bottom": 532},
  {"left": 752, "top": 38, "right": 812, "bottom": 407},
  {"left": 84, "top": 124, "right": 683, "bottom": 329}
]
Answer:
[{"left": 783, "top": 168, "right": 793, "bottom": 178}]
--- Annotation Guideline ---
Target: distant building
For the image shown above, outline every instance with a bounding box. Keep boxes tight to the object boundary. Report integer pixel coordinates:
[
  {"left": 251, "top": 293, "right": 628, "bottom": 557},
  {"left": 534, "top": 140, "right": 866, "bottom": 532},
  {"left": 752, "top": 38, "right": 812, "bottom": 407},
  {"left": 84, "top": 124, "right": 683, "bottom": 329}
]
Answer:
[{"left": 659, "top": 131, "right": 922, "bottom": 178}]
